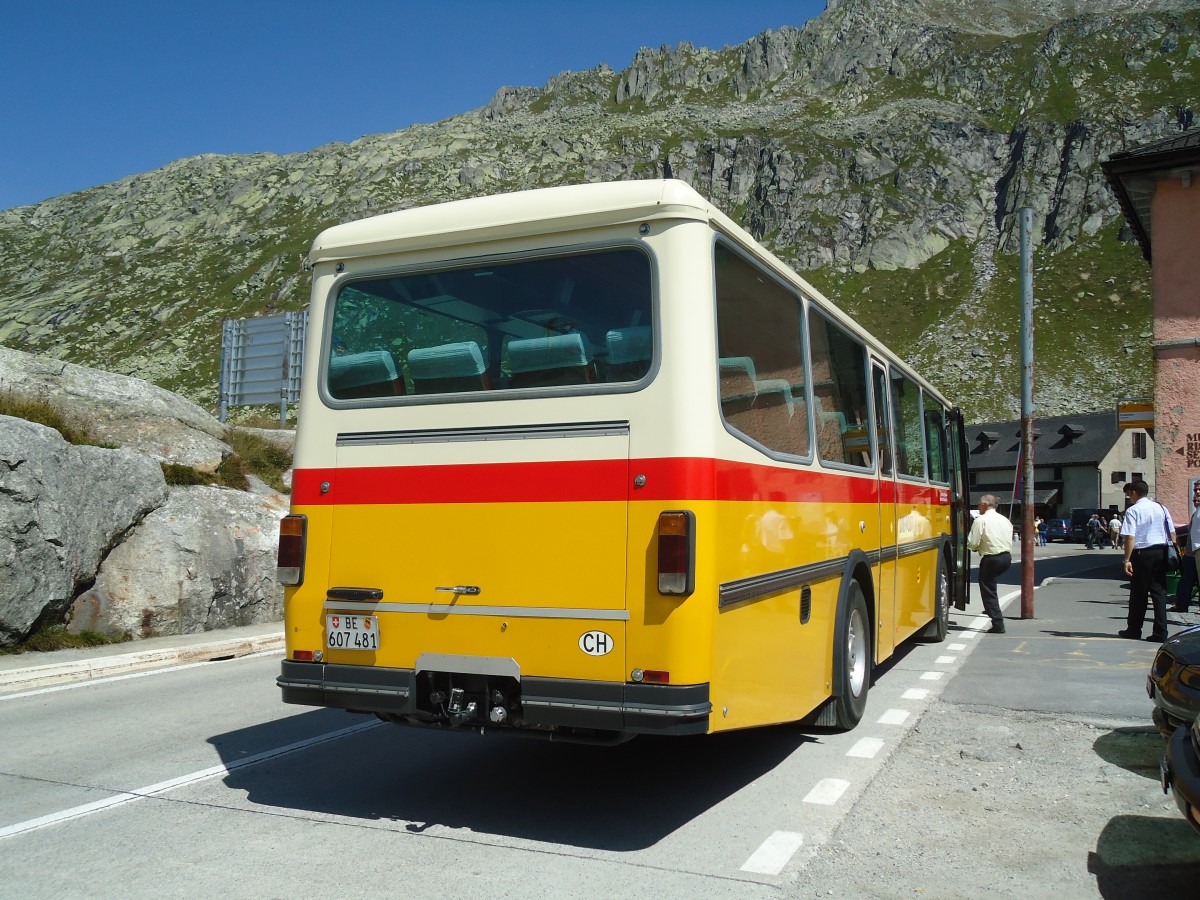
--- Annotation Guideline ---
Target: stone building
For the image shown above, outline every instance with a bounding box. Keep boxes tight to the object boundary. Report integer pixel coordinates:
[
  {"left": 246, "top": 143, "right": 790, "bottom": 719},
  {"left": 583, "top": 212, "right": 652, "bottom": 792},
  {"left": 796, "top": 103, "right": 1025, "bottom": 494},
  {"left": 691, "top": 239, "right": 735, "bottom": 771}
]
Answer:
[
  {"left": 967, "top": 411, "right": 1153, "bottom": 520},
  {"left": 1102, "top": 128, "right": 1200, "bottom": 526}
]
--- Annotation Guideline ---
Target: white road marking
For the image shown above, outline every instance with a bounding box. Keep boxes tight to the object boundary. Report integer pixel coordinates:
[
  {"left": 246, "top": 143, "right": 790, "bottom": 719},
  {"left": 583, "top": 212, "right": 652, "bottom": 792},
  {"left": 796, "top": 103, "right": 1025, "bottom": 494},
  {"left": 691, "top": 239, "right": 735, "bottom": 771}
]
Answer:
[
  {"left": 803, "top": 778, "right": 850, "bottom": 806},
  {"left": 877, "top": 708, "right": 910, "bottom": 725},
  {"left": 920, "top": 671, "right": 945, "bottom": 681},
  {"left": 846, "top": 737, "right": 885, "bottom": 759},
  {"left": 948, "top": 643, "right": 966, "bottom": 650},
  {"left": 741, "top": 830, "right": 804, "bottom": 875},
  {"left": 959, "top": 631, "right": 978, "bottom": 639},
  {"left": 969, "top": 616, "right": 990, "bottom": 630},
  {"left": 935, "top": 655, "right": 957, "bottom": 664},
  {"left": 0, "top": 720, "right": 380, "bottom": 841},
  {"left": 902, "top": 688, "right": 929, "bottom": 700}
]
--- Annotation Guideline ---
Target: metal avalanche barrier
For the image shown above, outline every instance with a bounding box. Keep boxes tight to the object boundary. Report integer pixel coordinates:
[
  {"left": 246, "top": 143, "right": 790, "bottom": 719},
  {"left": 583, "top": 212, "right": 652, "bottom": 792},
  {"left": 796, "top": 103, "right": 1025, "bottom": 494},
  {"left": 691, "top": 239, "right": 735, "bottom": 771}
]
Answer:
[{"left": 218, "top": 312, "right": 307, "bottom": 423}]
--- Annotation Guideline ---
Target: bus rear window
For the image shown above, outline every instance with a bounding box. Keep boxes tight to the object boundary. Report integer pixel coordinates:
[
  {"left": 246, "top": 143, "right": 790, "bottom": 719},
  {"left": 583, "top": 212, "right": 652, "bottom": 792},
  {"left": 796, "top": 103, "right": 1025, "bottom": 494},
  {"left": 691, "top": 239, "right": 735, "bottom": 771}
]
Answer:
[{"left": 324, "top": 247, "right": 653, "bottom": 401}]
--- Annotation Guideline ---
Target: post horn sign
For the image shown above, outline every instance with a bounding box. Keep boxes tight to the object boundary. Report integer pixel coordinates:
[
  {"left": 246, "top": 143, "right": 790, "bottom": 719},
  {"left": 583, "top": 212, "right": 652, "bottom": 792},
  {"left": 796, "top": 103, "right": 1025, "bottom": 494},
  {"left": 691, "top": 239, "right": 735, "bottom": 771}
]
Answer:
[{"left": 1117, "top": 397, "right": 1154, "bottom": 430}]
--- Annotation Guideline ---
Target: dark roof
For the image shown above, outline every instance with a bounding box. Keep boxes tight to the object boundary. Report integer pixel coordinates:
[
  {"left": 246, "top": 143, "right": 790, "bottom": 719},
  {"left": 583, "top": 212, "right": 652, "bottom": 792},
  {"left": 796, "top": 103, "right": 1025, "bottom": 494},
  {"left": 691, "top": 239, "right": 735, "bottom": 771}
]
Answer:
[
  {"left": 1101, "top": 128, "right": 1200, "bottom": 261},
  {"left": 967, "top": 410, "right": 1126, "bottom": 472},
  {"left": 970, "top": 489, "right": 1059, "bottom": 506}
]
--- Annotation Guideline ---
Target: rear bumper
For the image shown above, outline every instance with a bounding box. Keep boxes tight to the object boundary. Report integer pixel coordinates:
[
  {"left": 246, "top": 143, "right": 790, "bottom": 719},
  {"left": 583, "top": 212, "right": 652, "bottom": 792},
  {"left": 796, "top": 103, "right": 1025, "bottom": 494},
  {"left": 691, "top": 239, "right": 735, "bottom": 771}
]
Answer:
[{"left": 277, "top": 660, "right": 712, "bottom": 737}]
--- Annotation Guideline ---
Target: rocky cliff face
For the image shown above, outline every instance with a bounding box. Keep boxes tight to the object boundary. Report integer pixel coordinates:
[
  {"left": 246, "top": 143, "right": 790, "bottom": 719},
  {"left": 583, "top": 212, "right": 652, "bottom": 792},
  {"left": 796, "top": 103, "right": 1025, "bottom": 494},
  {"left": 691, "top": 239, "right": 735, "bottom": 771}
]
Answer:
[
  {"left": 0, "top": 347, "right": 287, "bottom": 647},
  {"left": 1, "top": 0, "right": 1196, "bottom": 420}
]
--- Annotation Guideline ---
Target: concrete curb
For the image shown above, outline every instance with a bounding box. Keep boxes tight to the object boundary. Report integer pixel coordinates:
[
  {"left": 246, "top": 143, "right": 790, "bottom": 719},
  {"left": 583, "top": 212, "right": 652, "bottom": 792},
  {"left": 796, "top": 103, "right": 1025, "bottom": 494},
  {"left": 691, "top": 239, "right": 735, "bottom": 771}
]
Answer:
[{"left": 0, "top": 632, "right": 285, "bottom": 694}]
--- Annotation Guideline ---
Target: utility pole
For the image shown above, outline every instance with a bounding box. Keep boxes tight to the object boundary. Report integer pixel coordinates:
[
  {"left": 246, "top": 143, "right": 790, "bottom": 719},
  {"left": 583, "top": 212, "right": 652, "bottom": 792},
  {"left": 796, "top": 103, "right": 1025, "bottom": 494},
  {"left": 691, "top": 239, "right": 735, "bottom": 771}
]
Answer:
[{"left": 1019, "top": 208, "right": 1036, "bottom": 619}]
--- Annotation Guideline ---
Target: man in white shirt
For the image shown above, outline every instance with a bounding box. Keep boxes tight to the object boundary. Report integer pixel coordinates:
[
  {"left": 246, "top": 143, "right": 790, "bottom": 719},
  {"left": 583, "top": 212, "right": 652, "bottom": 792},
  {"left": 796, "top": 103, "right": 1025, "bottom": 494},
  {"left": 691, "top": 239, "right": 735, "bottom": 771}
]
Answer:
[
  {"left": 967, "top": 494, "right": 1013, "bottom": 634},
  {"left": 1174, "top": 482, "right": 1200, "bottom": 612},
  {"left": 1118, "top": 479, "right": 1176, "bottom": 641}
]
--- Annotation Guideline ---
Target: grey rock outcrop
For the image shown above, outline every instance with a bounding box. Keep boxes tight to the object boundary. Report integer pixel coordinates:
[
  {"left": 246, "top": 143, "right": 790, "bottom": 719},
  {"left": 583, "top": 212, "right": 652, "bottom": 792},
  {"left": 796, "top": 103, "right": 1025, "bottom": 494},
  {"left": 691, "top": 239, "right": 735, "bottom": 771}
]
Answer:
[
  {"left": 0, "top": 416, "right": 167, "bottom": 645},
  {"left": 0, "top": 346, "right": 229, "bottom": 472},
  {"left": 68, "top": 485, "right": 288, "bottom": 638},
  {"left": 0, "top": 350, "right": 289, "bottom": 648}
]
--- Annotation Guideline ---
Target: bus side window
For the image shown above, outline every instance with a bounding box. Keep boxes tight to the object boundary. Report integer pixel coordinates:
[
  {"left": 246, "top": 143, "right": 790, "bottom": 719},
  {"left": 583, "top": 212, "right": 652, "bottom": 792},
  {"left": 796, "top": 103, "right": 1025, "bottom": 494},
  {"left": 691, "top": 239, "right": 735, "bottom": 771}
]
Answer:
[
  {"left": 808, "top": 310, "right": 872, "bottom": 469},
  {"left": 890, "top": 368, "right": 927, "bottom": 480},
  {"left": 923, "top": 399, "right": 949, "bottom": 483},
  {"left": 714, "top": 243, "right": 810, "bottom": 459},
  {"left": 873, "top": 366, "right": 893, "bottom": 476}
]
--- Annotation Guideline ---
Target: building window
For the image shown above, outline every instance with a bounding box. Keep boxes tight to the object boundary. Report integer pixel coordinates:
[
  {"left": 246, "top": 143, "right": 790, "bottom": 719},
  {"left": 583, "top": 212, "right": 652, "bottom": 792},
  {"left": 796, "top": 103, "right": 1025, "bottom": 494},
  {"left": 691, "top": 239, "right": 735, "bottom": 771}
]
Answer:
[
  {"left": 1133, "top": 471, "right": 1143, "bottom": 483},
  {"left": 1111, "top": 471, "right": 1126, "bottom": 484},
  {"left": 1132, "top": 432, "right": 1147, "bottom": 459},
  {"left": 1053, "top": 466, "right": 1063, "bottom": 480}
]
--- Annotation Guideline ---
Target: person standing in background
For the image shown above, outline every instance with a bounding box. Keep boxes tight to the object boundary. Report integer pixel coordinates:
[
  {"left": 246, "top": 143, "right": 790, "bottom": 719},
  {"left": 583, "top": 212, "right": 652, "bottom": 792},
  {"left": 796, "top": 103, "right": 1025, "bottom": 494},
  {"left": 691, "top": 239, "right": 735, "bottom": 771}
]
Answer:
[
  {"left": 968, "top": 494, "right": 1014, "bottom": 634},
  {"left": 1109, "top": 512, "right": 1122, "bottom": 550},
  {"left": 1119, "top": 479, "right": 1176, "bottom": 642},
  {"left": 1173, "top": 482, "right": 1200, "bottom": 613}
]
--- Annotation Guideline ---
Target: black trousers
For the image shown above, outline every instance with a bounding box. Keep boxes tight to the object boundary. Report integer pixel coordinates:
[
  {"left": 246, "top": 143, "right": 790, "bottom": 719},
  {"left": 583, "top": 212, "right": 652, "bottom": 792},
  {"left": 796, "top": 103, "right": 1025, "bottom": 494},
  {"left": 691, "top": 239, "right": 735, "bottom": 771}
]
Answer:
[
  {"left": 1128, "top": 545, "right": 1169, "bottom": 637},
  {"left": 979, "top": 552, "right": 1012, "bottom": 625}
]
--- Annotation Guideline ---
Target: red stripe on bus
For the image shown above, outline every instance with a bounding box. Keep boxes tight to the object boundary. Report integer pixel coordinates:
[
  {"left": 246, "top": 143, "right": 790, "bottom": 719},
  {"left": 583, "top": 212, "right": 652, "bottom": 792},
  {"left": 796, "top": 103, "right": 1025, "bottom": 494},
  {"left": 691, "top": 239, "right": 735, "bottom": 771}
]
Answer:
[{"left": 292, "top": 459, "right": 949, "bottom": 506}]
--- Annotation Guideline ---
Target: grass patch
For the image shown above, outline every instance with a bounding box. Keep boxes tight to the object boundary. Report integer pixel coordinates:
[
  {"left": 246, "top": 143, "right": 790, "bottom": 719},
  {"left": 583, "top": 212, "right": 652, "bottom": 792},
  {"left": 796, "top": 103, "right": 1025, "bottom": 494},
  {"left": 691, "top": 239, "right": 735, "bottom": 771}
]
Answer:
[
  {"left": 0, "top": 625, "right": 130, "bottom": 655},
  {"left": 160, "top": 429, "right": 292, "bottom": 494},
  {"left": 225, "top": 429, "right": 292, "bottom": 493},
  {"left": 161, "top": 454, "right": 251, "bottom": 492},
  {"left": 0, "top": 390, "right": 116, "bottom": 448}
]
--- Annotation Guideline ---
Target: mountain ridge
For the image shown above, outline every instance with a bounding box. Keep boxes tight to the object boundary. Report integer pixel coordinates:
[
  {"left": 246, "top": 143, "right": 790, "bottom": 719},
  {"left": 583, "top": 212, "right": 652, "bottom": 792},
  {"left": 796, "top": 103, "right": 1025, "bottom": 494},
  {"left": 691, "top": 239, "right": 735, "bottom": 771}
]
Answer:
[{"left": 1, "top": 0, "right": 1196, "bottom": 421}]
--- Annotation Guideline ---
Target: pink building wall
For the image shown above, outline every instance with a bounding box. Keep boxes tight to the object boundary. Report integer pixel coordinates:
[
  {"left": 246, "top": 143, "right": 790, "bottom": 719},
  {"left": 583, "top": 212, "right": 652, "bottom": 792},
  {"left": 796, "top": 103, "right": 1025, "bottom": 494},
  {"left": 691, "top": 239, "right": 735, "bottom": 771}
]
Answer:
[{"left": 1150, "top": 178, "right": 1200, "bottom": 525}]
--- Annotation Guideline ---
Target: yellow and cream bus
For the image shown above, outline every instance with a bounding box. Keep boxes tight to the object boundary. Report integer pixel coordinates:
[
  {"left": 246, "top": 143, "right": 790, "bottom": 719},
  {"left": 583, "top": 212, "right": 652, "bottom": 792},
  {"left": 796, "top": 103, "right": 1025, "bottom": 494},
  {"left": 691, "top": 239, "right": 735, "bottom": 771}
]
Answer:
[{"left": 276, "top": 179, "right": 970, "bottom": 743}]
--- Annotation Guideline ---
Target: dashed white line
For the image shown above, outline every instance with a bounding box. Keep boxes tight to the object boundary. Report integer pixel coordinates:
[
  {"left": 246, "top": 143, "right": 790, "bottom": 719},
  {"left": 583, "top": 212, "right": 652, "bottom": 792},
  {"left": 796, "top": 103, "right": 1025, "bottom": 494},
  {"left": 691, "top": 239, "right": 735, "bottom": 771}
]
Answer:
[
  {"left": 846, "top": 737, "right": 885, "bottom": 759},
  {"left": 920, "top": 671, "right": 945, "bottom": 681},
  {"left": 803, "top": 778, "right": 851, "bottom": 805},
  {"left": 902, "top": 688, "right": 930, "bottom": 701},
  {"left": 741, "top": 831, "right": 805, "bottom": 875},
  {"left": 948, "top": 643, "right": 966, "bottom": 651},
  {"left": 935, "top": 655, "right": 957, "bottom": 664},
  {"left": 959, "top": 631, "right": 978, "bottom": 639},
  {"left": 877, "top": 708, "right": 910, "bottom": 725}
]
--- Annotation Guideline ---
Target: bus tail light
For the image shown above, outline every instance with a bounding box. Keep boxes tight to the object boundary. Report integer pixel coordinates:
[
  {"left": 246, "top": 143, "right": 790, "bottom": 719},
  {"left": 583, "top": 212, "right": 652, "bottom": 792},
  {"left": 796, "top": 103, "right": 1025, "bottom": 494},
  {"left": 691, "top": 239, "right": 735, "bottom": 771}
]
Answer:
[
  {"left": 277, "top": 514, "right": 307, "bottom": 586},
  {"left": 657, "top": 510, "right": 695, "bottom": 596}
]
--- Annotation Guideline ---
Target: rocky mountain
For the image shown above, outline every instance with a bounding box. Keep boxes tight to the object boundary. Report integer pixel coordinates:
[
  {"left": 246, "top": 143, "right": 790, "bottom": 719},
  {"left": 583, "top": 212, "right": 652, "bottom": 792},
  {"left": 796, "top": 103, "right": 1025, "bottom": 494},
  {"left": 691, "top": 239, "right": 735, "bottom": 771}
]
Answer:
[{"left": 1, "top": 0, "right": 1196, "bottom": 421}]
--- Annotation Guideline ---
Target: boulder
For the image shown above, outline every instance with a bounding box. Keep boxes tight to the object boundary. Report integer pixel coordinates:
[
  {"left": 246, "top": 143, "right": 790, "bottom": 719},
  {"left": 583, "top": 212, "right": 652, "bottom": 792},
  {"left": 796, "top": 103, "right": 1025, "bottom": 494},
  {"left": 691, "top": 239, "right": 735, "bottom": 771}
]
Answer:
[
  {"left": 0, "top": 345, "right": 230, "bottom": 472},
  {"left": 68, "top": 485, "right": 289, "bottom": 639},
  {"left": 0, "top": 416, "right": 168, "bottom": 646}
]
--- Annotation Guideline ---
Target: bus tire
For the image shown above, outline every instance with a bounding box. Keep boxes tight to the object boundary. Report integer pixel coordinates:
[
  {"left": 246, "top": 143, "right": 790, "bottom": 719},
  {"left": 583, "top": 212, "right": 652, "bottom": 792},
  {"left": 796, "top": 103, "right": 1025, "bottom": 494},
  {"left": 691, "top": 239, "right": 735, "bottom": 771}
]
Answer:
[
  {"left": 832, "top": 582, "right": 870, "bottom": 731},
  {"left": 918, "top": 555, "right": 949, "bottom": 643}
]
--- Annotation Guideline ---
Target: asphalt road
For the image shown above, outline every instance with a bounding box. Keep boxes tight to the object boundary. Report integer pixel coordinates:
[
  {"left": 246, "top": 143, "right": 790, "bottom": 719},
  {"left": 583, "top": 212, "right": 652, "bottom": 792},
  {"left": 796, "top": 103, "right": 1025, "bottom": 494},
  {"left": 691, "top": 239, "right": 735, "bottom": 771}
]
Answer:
[{"left": 1, "top": 544, "right": 1197, "bottom": 898}]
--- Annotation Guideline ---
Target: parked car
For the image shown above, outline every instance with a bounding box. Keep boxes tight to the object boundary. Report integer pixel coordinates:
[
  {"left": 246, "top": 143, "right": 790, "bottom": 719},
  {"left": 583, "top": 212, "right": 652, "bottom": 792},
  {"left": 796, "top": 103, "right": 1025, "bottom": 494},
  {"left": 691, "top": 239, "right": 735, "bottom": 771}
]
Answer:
[
  {"left": 1045, "top": 518, "right": 1071, "bottom": 542},
  {"left": 1162, "top": 714, "right": 1200, "bottom": 836},
  {"left": 1152, "top": 627, "right": 1200, "bottom": 835},
  {"left": 1148, "top": 625, "right": 1200, "bottom": 736}
]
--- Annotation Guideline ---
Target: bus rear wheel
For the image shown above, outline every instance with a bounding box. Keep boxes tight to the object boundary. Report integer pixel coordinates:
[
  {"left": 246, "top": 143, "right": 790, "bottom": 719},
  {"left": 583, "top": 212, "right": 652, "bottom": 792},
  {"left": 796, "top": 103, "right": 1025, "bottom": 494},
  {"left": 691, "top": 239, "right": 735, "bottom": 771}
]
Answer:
[{"left": 831, "top": 582, "right": 870, "bottom": 731}]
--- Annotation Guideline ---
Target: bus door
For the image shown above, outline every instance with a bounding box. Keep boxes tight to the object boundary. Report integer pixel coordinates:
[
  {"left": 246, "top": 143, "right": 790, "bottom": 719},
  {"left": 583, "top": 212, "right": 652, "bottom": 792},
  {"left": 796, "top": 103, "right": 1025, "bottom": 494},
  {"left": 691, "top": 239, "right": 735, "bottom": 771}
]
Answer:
[
  {"left": 326, "top": 424, "right": 632, "bottom": 682},
  {"left": 871, "top": 362, "right": 898, "bottom": 660},
  {"left": 947, "top": 408, "right": 970, "bottom": 609}
]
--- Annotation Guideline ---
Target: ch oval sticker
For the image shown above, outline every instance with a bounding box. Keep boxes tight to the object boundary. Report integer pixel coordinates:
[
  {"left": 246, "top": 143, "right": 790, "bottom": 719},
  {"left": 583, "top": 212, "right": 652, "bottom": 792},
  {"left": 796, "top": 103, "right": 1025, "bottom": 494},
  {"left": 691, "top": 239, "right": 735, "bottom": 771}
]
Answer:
[{"left": 579, "top": 631, "right": 614, "bottom": 656}]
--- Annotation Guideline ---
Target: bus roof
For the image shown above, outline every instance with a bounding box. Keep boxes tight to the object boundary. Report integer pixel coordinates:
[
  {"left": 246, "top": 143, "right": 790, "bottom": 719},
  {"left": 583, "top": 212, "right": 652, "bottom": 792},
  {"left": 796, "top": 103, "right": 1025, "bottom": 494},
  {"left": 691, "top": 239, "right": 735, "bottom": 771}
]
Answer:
[
  {"left": 309, "top": 179, "right": 951, "bottom": 409},
  {"left": 309, "top": 179, "right": 713, "bottom": 264}
]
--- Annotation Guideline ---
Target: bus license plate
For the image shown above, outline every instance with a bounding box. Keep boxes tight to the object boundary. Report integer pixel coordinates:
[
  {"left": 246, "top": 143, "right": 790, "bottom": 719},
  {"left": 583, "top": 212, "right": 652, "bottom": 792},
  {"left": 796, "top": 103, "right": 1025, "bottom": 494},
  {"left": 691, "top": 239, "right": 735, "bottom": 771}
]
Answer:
[{"left": 325, "top": 614, "right": 380, "bottom": 650}]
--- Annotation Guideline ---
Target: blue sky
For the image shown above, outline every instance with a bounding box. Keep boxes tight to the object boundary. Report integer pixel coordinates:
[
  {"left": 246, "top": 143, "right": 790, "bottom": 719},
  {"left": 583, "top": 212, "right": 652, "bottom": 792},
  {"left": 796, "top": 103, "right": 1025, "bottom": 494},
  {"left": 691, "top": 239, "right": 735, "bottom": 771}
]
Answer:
[{"left": 0, "top": 1, "right": 826, "bottom": 212}]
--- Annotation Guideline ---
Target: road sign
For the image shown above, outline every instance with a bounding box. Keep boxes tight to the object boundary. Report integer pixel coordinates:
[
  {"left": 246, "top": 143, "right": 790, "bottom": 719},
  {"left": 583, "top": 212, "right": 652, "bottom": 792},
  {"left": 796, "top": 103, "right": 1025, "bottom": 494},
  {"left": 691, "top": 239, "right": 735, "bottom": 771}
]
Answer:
[{"left": 1117, "top": 397, "right": 1153, "bottom": 430}]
